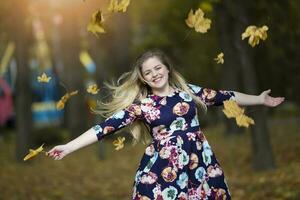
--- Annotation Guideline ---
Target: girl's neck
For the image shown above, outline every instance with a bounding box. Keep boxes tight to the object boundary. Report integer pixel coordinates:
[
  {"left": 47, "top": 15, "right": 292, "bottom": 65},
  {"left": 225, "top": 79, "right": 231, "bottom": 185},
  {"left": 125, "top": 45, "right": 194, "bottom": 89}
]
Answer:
[{"left": 151, "top": 84, "right": 174, "bottom": 97}]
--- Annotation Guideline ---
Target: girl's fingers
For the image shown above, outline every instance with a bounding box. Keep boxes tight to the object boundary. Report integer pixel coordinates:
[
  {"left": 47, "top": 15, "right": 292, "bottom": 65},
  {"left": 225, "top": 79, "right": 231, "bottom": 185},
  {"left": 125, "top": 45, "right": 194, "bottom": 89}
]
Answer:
[
  {"left": 54, "top": 153, "right": 64, "bottom": 160},
  {"left": 264, "top": 89, "right": 271, "bottom": 95},
  {"left": 47, "top": 147, "right": 57, "bottom": 156},
  {"left": 47, "top": 149, "right": 62, "bottom": 158}
]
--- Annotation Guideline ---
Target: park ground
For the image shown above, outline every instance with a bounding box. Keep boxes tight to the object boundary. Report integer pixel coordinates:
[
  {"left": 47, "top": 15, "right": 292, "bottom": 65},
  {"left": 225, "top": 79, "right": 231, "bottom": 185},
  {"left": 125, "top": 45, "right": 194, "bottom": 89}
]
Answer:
[{"left": 0, "top": 120, "right": 299, "bottom": 200}]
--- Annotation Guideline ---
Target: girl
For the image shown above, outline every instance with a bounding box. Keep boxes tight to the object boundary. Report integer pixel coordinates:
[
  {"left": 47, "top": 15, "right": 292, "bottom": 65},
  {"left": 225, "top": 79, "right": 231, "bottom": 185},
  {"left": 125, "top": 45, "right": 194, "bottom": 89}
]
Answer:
[{"left": 48, "top": 50, "right": 284, "bottom": 200}]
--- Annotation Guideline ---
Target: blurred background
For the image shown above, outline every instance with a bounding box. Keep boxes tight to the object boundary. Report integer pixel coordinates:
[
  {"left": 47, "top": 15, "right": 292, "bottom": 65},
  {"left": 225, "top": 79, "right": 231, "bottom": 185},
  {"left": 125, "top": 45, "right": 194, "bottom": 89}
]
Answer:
[{"left": 0, "top": 0, "right": 299, "bottom": 199}]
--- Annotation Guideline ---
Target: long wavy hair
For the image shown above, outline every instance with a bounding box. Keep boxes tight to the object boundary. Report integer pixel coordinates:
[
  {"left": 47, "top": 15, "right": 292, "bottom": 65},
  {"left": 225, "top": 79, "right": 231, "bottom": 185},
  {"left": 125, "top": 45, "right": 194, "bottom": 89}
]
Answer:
[{"left": 96, "top": 49, "right": 207, "bottom": 144}]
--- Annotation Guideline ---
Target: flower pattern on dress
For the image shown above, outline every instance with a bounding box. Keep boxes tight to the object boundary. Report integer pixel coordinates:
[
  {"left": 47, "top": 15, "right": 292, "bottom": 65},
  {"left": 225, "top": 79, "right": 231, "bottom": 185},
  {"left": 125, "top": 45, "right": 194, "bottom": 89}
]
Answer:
[
  {"left": 173, "top": 102, "right": 190, "bottom": 116},
  {"left": 176, "top": 172, "right": 189, "bottom": 189},
  {"left": 207, "top": 164, "right": 223, "bottom": 178},
  {"left": 145, "top": 144, "right": 155, "bottom": 156},
  {"left": 91, "top": 83, "right": 235, "bottom": 199},
  {"left": 153, "top": 125, "right": 172, "bottom": 140},
  {"left": 162, "top": 186, "right": 178, "bottom": 200},
  {"left": 140, "top": 172, "right": 158, "bottom": 184},
  {"left": 170, "top": 117, "right": 188, "bottom": 132},
  {"left": 202, "top": 141, "right": 213, "bottom": 166}
]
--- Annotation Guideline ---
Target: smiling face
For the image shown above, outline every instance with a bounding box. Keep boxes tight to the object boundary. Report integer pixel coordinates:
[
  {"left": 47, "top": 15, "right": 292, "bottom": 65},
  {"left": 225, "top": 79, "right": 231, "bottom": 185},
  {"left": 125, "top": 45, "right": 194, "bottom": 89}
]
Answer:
[{"left": 141, "top": 57, "right": 170, "bottom": 92}]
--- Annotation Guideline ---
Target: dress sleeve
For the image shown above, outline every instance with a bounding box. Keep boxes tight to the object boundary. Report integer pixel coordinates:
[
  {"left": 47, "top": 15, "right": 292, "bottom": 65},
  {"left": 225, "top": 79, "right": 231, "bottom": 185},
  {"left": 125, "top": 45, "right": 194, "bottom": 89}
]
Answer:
[
  {"left": 187, "top": 83, "right": 235, "bottom": 106},
  {"left": 91, "top": 103, "right": 142, "bottom": 141}
]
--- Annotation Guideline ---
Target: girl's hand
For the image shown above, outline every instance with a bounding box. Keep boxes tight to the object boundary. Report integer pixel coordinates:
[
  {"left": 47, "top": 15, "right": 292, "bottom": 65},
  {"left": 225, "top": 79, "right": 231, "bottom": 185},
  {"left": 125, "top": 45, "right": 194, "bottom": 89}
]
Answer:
[
  {"left": 259, "top": 89, "right": 285, "bottom": 107},
  {"left": 47, "top": 144, "right": 73, "bottom": 160}
]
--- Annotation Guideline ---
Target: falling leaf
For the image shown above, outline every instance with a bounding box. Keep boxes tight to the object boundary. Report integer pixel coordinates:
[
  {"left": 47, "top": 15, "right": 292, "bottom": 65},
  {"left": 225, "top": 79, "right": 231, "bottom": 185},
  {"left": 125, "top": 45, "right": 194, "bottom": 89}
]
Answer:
[
  {"left": 112, "top": 137, "right": 125, "bottom": 150},
  {"left": 223, "top": 100, "right": 244, "bottom": 118},
  {"left": 87, "top": 84, "right": 100, "bottom": 94},
  {"left": 56, "top": 90, "right": 78, "bottom": 110},
  {"left": 37, "top": 72, "right": 51, "bottom": 83},
  {"left": 108, "top": 0, "right": 130, "bottom": 13},
  {"left": 223, "top": 100, "right": 255, "bottom": 128},
  {"left": 87, "top": 10, "right": 106, "bottom": 37},
  {"left": 214, "top": 52, "right": 224, "bottom": 64},
  {"left": 241, "top": 25, "right": 268, "bottom": 47},
  {"left": 185, "top": 8, "right": 211, "bottom": 33},
  {"left": 23, "top": 144, "right": 45, "bottom": 161},
  {"left": 236, "top": 115, "right": 255, "bottom": 128}
]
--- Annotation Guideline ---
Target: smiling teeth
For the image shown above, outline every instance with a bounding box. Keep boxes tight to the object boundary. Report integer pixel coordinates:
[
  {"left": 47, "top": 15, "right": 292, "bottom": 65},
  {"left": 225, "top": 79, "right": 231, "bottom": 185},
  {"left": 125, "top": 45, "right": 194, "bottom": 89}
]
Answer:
[{"left": 153, "top": 77, "right": 162, "bottom": 82}]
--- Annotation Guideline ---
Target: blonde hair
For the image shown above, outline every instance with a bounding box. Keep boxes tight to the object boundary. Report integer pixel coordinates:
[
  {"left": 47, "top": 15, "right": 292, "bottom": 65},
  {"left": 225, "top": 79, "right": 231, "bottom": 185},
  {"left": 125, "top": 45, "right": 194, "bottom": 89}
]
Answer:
[{"left": 96, "top": 49, "right": 207, "bottom": 144}]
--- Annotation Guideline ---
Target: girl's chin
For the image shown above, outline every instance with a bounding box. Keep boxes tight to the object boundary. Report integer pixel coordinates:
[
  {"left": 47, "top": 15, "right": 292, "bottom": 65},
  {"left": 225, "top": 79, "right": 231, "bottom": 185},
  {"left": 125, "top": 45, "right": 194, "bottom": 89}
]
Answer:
[{"left": 151, "top": 82, "right": 167, "bottom": 89}]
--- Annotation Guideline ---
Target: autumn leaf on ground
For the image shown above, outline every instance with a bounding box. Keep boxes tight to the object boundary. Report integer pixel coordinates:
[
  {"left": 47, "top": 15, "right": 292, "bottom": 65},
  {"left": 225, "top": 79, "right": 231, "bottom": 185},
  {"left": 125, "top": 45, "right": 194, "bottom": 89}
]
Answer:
[
  {"left": 87, "top": 84, "right": 100, "bottom": 94},
  {"left": 108, "top": 0, "right": 130, "bottom": 13},
  {"left": 56, "top": 90, "right": 78, "bottom": 110},
  {"left": 185, "top": 8, "right": 211, "bottom": 33},
  {"left": 214, "top": 52, "right": 224, "bottom": 64},
  {"left": 223, "top": 100, "right": 255, "bottom": 128},
  {"left": 87, "top": 10, "right": 105, "bottom": 37},
  {"left": 37, "top": 72, "right": 51, "bottom": 83},
  {"left": 242, "top": 25, "right": 268, "bottom": 47},
  {"left": 113, "top": 137, "right": 125, "bottom": 150},
  {"left": 24, "top": 144, "right": 45, "bottom": 161}
]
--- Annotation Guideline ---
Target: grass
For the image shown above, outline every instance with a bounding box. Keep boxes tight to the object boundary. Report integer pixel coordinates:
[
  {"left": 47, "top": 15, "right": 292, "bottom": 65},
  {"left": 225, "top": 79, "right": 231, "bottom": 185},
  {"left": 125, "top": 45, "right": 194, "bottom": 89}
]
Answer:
[{"left": 0, "top": 120, "right": 299, "bottom": 200}]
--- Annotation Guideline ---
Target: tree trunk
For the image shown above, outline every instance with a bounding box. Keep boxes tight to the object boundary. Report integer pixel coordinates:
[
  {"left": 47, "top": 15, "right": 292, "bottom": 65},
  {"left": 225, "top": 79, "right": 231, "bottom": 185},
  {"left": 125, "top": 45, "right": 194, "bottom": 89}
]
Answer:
[
  {"left": 62, "top": 11, "right": 87, "bottom": 138},
  {"left": 215, "top": 3, "right": 243, "bottom": 135},
  {"left": 14, "top": 0, "right": 32, "bottom": 161},
  {"left": 233, "top": 1, "right": 275, "bottom": 170}
]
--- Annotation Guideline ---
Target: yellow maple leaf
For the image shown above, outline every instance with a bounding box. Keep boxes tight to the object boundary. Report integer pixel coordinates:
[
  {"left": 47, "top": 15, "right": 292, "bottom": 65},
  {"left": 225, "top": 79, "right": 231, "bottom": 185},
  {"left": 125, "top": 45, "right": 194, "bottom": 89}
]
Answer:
[
  {"left": 236, "top": 115, "right": 255, "bottom": 128},
  {"left": 56, "top": 90, "right": 78, "bottom": 110},
  {"left": 23, "top": 144, "right": 45, "bottom": 161},
  {"left": 242, "top": 25, "right": 268, "bottom": 47},
  {"left": 214, "top": 52, "right": 224, "bottom": 64},
  {"left": 37, "top": 72, "right": 51, "bottom": 83},
  {"left": 56, "top": 100, "right": 65, "bottom": 110},
  {"left": 223, "top": 100, "right": 244, "bottom": 118},
  {"left": 223, "top": 100, "right": 255, "bottom": 128},
  {"left": 87, "top": 10, "right": 106, "bottom": 37},
  {"left": 108, "top": 0, "right": 118, "bottom": 12},
  {"left": 108, "top": 0, "right": 130, "bottom": 13},
  {"left": 87, "top": 84, "right": 100, "bottom": 95},
  {"left": 257, "top": 25, "right": 268, "bottom": 40},
  {"left": 185, "top": 8, "right": 211, "bottom": 33},
  {"left": 112, "top": 137, "right": 125, "bottom": 150}
]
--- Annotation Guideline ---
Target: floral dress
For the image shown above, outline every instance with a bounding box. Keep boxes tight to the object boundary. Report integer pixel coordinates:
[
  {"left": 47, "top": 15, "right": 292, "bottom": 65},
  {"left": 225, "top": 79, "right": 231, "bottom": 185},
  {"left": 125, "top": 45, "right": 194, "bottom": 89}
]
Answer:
[{"left": 92, "top": 84, "right": 235, "bottom": 200}]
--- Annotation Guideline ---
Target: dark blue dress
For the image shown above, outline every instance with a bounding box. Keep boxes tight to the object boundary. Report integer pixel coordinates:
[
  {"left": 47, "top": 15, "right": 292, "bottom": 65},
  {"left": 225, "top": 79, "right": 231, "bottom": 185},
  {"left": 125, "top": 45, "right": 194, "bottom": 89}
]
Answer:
[{"left": 92, "top": 84, "right": 235, "bottom": 200}]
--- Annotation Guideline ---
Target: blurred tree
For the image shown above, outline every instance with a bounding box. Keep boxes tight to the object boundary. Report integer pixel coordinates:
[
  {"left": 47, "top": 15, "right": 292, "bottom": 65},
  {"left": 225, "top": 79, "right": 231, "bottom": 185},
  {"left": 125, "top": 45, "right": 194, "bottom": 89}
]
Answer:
[
  {"left": 215, "top": 1, "right": 243, "bottom": 135},
  {"left": 61, "top": 6, "right": 87, "bottom": 138},
  {"left": 217, "top": 0, "right": 275, "bottom": 170},
  {"left": 252, "top": 0, "right": 300, "bottom": 105},
  {"left": 12, "top": 0, "right": 33, "bottom": 161}
]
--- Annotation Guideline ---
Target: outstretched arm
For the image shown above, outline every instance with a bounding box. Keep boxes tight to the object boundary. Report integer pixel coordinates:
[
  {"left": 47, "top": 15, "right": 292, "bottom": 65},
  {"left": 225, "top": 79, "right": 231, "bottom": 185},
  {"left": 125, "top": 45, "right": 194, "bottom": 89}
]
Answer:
[
  {"left": 233, "top": 89, "right": 285, "bottom": 107},
  {"left": 188, "top": 83, "right": 285, "bottom": 107},
  {"left": 47, "top": 128, "right": 98, "bottom": 160},
  {"left": 47, "top": 103, "right": 142, "bottom": 160}
]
